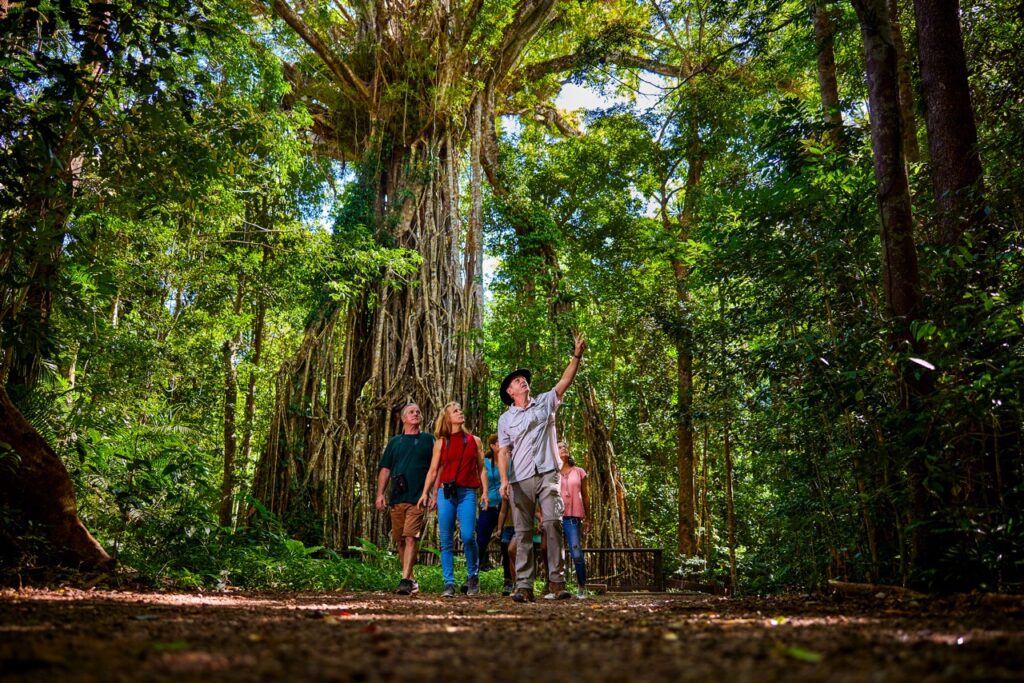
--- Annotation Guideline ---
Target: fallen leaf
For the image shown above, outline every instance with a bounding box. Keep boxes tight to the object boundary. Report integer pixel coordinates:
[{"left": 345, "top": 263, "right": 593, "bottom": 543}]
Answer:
[{"left": 778, "top": 645, "right": 823, "bottom": 663}]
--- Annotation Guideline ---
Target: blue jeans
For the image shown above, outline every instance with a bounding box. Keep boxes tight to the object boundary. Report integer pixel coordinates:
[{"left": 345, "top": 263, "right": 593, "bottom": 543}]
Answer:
[
  {"left": 437, "top": 485, "right": 479, "bottom": 586},
  {"left": 563, "top": 517, "right": 587, "bottom": 586}
]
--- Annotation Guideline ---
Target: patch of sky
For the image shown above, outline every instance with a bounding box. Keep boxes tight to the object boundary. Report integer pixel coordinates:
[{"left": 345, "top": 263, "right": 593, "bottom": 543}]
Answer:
[{"left": 300, "top": 159, "right": 353, "bottom": 233}]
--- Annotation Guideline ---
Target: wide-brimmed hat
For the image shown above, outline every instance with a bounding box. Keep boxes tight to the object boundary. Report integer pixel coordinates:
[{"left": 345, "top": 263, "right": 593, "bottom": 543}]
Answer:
[{"left": 499, "top": 368, "right": 531, "bottom": 406}]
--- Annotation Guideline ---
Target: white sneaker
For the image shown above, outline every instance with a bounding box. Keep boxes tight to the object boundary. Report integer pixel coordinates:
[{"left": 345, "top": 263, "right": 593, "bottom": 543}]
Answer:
[
  {"left": 575, "top": 587, "right": 587, "bottom": 599},
  {"left": 543, "top": 592, "right": 556, "bottom": 600}
]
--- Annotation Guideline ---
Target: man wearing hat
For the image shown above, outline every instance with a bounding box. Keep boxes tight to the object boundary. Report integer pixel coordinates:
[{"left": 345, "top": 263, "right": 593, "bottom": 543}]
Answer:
[{"left": 497, "top": 332, "right": 587, "bottom": 602}]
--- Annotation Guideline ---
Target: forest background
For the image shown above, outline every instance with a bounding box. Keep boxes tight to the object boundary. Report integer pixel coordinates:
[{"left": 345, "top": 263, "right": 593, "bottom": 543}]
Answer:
[{"left": 1, "top": 0, "right": 1021, "bottom": 595}]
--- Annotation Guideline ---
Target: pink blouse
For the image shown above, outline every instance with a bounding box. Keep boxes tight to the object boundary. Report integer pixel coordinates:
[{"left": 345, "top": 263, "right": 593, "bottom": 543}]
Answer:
[{"left": 560, "top": 466, "right": 587, "bottom": 518}]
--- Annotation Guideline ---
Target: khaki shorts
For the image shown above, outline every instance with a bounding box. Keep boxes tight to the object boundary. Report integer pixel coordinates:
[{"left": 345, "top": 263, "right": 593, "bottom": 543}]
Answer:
[{"left": 390, "top": 503, "right": 426, "bottom": 545}]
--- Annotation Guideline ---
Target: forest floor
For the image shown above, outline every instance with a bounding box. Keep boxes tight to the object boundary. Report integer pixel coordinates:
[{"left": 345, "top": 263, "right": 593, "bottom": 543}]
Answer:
[{"left": 1, "top": 586, "right": 1022, "bottom": 682}]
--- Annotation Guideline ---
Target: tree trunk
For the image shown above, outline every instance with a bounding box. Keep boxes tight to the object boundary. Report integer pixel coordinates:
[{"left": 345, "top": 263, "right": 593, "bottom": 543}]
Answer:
[
  {"left": 852, "top": 0, "right": 939, "bottom": 581},
  {"left": 668, "top": 128, "right": 706, "bottom": 558},
  {"left": 252, "top": 139, "right": 474, "bottom": 548},
  {"left": 579, "top": 381, "right": 637, "bottom": 550},
  {"left": 813, "top": 2, "right": 843, "bottom": 140},
  {"left": 250, "top": 304, "right": 339, "bottom": 542},
  {"left": 701, "top": 424, "right": 712, "bottom": 565},
  {"left": 913, "top": 0, "right": 984, "bottom": 246},
  {"left": 218, "top": 334, "right": 238, "bottom": 528},
  {"left": 0, "top": 386, "right": 113, "bottom": 568},
  {"left": 888, "top": 0, "right": 921, "bottom": 162},
  {"left": 724, "top": 420, "right": 737, "bottom": 595},
  {"left": 851, "top": 0, "right": 922, "bottom": 329},
  {"left": 464, "top": 96, "right": 489, "bottom": 435},
  {"left": 219, "top": 279, "right": 246, "bottom": 527},
  {"left": 237, "top": 281, "right": 266, "bottom": 523}
]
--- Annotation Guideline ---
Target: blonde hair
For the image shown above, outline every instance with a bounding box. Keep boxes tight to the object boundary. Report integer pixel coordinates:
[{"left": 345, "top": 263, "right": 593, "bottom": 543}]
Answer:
[{"left": 434, "top": 402, "right": 461, "bottom": 438}]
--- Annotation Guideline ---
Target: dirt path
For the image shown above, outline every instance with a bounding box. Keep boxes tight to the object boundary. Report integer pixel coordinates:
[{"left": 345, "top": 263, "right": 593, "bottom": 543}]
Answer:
[{"left": 1, "top": 588, "right": 1021, "bottom": 682}]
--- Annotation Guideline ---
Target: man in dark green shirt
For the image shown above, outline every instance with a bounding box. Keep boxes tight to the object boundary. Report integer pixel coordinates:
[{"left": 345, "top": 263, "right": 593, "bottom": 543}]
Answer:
[{"left": 375, "top": 403, "right": 435, "bottom": 595}]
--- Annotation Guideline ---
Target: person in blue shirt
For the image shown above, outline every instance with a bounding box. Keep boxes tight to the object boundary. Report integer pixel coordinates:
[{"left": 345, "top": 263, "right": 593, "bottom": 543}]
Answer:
[{"left": 476, "top": 433, "right": 503, "bottom": 571}]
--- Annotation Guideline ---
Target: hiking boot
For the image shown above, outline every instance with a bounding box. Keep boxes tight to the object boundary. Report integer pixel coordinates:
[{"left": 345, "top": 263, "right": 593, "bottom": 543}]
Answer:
[
  {"left": 543, "top": 581, "right": 572, "bottom": 600},
  {"left": 441, "top": 584, "right": 457, "bottom": 598},
  {"left": 395, "top": 579, "right": 413, "bottom": 595},
  {"left": 466, "top": 576, "right": 480, "bottom": 596},
  {"left": 501, "top": 583, "right": 513, "bottom": 597},
  {"left": 511, "top": 587, "right": 535, "bottom": 603}
]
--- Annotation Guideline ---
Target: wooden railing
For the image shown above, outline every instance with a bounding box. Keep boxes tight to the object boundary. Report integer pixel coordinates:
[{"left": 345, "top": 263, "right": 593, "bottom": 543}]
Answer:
[{"left": 575, "top": 548, "right": 665, "bottom": 592}]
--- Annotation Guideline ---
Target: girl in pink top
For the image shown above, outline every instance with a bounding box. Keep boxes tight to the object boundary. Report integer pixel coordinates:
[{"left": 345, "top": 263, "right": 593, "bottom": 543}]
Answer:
[{"left": 559, "top": 440, "right": 589, "bottom": 598}]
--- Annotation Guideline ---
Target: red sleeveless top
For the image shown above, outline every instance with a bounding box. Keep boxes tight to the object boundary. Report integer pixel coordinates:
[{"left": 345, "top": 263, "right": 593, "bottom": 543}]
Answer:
[{"left": 439, "top": 431, "right": 482, "bottom": 489}]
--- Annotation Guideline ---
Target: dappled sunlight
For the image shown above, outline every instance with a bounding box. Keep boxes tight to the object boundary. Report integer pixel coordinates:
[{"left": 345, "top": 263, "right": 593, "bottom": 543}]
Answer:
[{"left": 3, "top": 589, "right": 1022, "bottom": 682}]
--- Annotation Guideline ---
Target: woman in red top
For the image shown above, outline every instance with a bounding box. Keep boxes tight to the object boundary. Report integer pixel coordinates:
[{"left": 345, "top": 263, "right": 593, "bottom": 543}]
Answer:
[{"left": 419, "top": 402, "right": 488, "bottom": 597}]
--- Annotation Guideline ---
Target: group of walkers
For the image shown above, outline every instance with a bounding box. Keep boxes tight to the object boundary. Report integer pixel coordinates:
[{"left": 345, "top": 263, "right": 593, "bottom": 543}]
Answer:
[{"left": 374, "top": 334, "right": 590, "bottom": 602}]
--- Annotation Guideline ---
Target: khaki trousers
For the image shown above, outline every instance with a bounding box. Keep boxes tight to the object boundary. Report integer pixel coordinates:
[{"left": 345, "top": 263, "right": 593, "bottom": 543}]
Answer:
[{"left": 510, "top": 469, "right": 565, "bottom": 589}]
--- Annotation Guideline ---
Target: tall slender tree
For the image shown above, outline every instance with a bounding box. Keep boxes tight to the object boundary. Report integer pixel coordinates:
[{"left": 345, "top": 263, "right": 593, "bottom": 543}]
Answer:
[{"left": 913, "top": 0, "right": 985, "bottom": 246}]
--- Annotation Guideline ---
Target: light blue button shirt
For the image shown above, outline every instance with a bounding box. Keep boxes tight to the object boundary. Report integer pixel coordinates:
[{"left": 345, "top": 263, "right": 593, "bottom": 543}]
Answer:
[{"left": 497, "top": 389, "right": 561, "bottom": 483}]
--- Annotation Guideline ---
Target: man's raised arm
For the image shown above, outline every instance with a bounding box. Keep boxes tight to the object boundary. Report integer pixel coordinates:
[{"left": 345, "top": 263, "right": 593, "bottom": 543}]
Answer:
[{"left": 554, "top": 332, "right": 587, "bottom": 400}]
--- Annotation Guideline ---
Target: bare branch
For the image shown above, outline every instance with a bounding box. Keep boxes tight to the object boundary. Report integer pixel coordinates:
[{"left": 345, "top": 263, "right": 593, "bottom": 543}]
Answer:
[
  {"left": 330, "top": 0, "right": 355, "bottom": 24},
  {"left": 521, "top": 49, "right": 693, "bottom": 82},
  {"left": 496, "top": 104, "right": 582, "bottom": 137},
  {"left": 514, "top": 11, "right": 804, "bottom": 88},
  {"left": 271, "top": 0, "right": 371, "bottom": 105},
  {"left": 457, "top": 0, "right": 487, "bottom": 49},
  {"left": 479, "top": 89, "right": 505, "bottom": 196},
  {"left": 488, "top": 0, "right": 558, "bottom": 86}
]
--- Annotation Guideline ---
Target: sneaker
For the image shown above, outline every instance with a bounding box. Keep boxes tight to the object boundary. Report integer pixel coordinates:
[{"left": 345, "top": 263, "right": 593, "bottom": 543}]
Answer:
[
  {"left": 543, "top": 581, "right": 571, "bottom": 600},
  {"left": 501, "top": 583, "right": 513, "bottom": 597},
  {"left": 395, "top": 579, "right": 413, "bottom": 595},
  {"left": 409, "top": 581, "right": 419, "bottom": 595},
  {"left": 466, "top": 576, "right": 480, "bottom": 596},
  {"left": 441, "top": 584, "right": 457, "bottom": 598},
  {"left": 511, "top": 587, "right": 535, "bottom": 603},
  {"left": 576, "top": 586, "right": 587, "bottom": 599}
]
